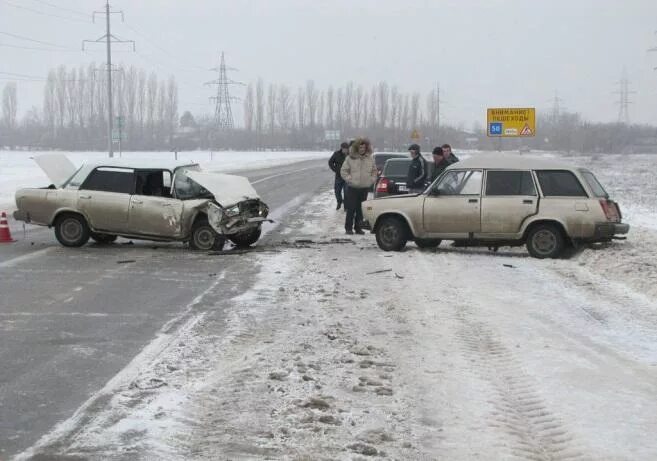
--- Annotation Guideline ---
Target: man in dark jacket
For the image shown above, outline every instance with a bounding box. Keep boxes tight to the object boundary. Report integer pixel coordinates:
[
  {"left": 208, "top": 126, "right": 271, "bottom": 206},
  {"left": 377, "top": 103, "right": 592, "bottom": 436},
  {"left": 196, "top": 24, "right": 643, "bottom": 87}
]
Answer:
[
  {"left": 406, "top": 143, "right": 428, "bottom": 193},
  {"left": 328, "top": 142, "right": 349, "bottom": 209},
  {"left": 431, "top": 144, "right": 459, "bottom": 181}
]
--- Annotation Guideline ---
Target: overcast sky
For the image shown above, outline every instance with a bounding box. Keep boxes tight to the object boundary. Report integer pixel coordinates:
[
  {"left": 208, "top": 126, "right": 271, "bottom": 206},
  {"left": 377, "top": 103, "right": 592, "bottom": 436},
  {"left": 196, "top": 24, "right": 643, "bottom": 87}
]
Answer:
[{"left": 1, "top": 0, "right": 656, "bottom": 129}]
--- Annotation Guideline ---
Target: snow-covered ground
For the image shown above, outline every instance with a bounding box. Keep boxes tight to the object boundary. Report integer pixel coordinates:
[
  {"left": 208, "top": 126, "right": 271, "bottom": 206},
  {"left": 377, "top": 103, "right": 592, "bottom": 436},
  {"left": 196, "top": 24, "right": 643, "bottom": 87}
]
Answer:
[
  {"left": 0, "top": 150, "right": 328, "bottom": 212},
  {"left": 19, "top": 187, "right": 657, "bottom": 459}
]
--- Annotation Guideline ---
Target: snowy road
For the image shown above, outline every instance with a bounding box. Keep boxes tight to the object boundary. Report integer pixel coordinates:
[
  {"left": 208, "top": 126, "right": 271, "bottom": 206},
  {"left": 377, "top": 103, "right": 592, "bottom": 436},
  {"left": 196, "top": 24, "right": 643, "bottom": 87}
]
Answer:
[
  {"left": 0, "top": 159, "right": 329, "bottom": 459},
  {"left": 12, "top": 187, "right": 657, "bottom": 460}
]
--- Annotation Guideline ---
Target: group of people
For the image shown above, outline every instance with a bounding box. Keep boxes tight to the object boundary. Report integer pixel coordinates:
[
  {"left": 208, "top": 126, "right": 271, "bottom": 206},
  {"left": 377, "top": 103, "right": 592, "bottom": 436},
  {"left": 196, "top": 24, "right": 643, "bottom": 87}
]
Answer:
[{"left": 328, "top": 139, "right": 459, "bottom": 235}]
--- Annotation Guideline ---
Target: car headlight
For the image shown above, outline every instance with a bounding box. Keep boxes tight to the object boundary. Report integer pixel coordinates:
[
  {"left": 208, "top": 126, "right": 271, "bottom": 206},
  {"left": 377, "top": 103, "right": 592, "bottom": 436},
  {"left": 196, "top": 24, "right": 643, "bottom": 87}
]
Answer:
[
  {"left": 258, "top": 202, "right": 269, "bottom": 217},
  {"left": 224, "top": 204, "right": 240, "bottom": 217}
]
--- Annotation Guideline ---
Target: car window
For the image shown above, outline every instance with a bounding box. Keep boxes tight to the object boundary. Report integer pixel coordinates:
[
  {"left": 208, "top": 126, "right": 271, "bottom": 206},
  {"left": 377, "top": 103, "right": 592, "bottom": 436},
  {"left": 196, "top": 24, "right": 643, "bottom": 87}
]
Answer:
[
  {"left": 581, "top": 170, "right": 608, "bottom": 198},
  {"left": 135, "top": 170, "right": 173, "bottom": 198},
  {"left": 536, "top": 170, "right": 587, "bottom": 197},
  {"left": 485, "top": 171, "right": 536, "bottom": 196},
  {"left": 384, "top": 160, "right": 411, "bottom": 176},
  {"left": 80, "top": 167, "right": 134, "bottom": 194},
  {"left": 436, "top": 170, "right": 482, "bottom": 195}
]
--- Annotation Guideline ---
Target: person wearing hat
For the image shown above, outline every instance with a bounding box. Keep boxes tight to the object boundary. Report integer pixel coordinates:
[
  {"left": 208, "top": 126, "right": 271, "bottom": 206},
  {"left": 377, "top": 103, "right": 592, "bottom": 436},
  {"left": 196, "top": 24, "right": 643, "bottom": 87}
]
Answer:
[
  {"left": 406, "top": 143, "right": 428, "bottom": 193},
  {"left": 340, "top": 137, "right": 377, "bottom": 234},
  {"left": 328, "top": 141, "right": 350, "bottom": 210}
]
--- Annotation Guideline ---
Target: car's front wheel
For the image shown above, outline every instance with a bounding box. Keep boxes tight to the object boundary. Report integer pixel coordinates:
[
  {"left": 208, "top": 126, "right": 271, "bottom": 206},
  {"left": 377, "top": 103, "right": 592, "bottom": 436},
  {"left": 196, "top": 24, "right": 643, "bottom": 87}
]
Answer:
[
  {"left": 415, "top": 238, "right": 441, "bottom": 249},
  {"left": 375, "top": 216, "right": 408, "bottom": 251},
  {"left": 91, "top": 233, "right": 117, "bottom": 244},
  {"left": 190, "top": 217, "right": 225, "bottom": 251},
  {"left": 526, "top": 224, "right": 565, "bottom": 259},
  {"left": 229, "top": 228, "right": 262, "bottom": 248},
  {"left": 54, "top": 213, "right": 90, "bottom": 247}
]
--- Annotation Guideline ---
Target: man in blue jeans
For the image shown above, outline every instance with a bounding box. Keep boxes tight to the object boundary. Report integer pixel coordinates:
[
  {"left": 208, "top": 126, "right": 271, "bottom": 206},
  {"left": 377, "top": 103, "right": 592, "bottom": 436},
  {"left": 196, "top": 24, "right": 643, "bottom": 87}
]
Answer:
[{"left": 328, "top": 142, "right": 349, "bottom": 210}]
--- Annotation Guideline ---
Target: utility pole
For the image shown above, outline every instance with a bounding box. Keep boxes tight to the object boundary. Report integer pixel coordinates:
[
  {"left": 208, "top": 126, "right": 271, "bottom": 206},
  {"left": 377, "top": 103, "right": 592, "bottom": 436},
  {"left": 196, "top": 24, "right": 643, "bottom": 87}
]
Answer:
[
  {"left": 614, "top": 68, "right": 635, "bottom": 125},
  {"left": 436, "top": 83, "right": 441, "bottom": 138},
  {"left": 550, "top": 91, "right": 563, "bottom": 123},
  {"left": 83, "top": 1, "right": 135, "bottom": 158},
  {"left": 205, "top": 52, "right": 244, "bottom": 130}
]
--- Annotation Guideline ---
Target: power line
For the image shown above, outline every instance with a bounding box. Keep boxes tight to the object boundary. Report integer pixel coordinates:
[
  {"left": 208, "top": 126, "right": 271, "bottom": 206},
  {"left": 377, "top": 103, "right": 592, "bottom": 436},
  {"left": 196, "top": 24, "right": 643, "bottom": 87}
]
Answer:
[
  {"left": 28, "top": 0, "right": 88, "bottom": 18},
  {"left": 205, "top": 52, "right": 244, "bottom": 130},
  {"left": 0, "top": 42, "right": 78, "bottom": 52},
  {"left": 0, "top": 0, "right": 90, "bottom": 23},
  {"left": 0, "top": 30, "right": 69, "bottom": 49},
  {"left": 0, "top": 70, "right": 45, "bottom": 79}
]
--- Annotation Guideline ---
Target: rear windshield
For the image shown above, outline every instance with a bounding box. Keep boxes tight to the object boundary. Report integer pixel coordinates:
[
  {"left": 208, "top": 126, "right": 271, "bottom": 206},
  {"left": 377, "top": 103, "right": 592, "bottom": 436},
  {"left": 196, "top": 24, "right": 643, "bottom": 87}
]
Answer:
[
  {"left": 384, "top": 160, "right": 411, "bottom": 176},
  {"left": 374, "top": 154, "right": 405, "bottom": 168},
  {"left": 581, "top": 170, "right": 608, "bottom": 198}
]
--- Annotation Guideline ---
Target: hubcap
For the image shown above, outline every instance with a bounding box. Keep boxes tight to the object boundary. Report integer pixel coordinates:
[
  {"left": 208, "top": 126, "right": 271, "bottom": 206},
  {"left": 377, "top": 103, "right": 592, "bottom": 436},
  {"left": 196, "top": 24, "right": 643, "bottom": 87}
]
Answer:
[
  {"left": 61, "top": 218, "right": 82, "bottom": 242},
  {"left": 533, "top": 229, "right": 556, "bottom": 255},
  {"left": 382, "top": 224, "right": 398, "bottom": 245},
  {"left": 195, "top": 228, "right": 215, "bottom": 250}
]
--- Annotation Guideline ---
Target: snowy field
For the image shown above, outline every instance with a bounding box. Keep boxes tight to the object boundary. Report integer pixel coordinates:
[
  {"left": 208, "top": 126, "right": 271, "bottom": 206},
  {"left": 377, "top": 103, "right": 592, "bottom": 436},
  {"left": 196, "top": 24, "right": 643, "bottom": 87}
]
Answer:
[
  {"left": 0, "top": 150, "right": 328, "bottom": 212},
  {"left": 20, "top": 188, "right": 657, "bottom": 460}
]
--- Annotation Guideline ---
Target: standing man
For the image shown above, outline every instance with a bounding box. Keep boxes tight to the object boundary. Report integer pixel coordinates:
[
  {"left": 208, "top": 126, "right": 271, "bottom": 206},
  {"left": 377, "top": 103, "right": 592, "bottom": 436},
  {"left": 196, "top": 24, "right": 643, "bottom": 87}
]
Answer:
[
  {"left": 406, "top": 143, "right": 428, "bottom": 193},
  {"left": 341, "top": 137, "right": 377, "bottom": 234},
  {"left": 431, "top": 143, "right": 460, "bottom": 181},
  {"left": 328, "top": 142, "right": 349, "bottom": 210}
]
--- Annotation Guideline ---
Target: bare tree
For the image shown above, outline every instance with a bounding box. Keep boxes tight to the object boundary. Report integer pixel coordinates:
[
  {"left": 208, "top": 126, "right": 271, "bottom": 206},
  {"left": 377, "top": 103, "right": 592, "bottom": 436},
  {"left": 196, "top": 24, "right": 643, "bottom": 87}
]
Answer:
[
  {"left": 146, "top": 72, "right": 158, "bottom": 141},
  {"left": 377, "top": 82, "right": 389, "bottom": 129},
  {"left": 255, "top": 78, "right": 264, "bottom": 147},
  {"left": 400, "top": 94, "right": 410, "bottom": 134},
  {"left": 361, "top": 91, "right": 369, "bottom": 130},
  {"left": 267, "top": 83, "right": 277, "bottom": 136},
  {"left": 136, "top": 69, "right": 146, "bottom": 136},
  {"left": 277, "top": 84, "right": 294, "bottom": 132},
  {"left": 316, "top": 91, "right": 324, "bottom": 130},
  {"left": 2, "top": 82, "right": 18, "bottom": 130},
  {"left": 343, "top": 81, "right": 354, "bottom": 131},
  {"left": 124, "top": 66, "right": 137, "bottom": 142},
  {"left": 305, "top": 80, "right": 318, "bottom": 128},
  {"left": 297, "top": 86, "right": 305, "bottom": 130},
  {"left": 55, "top": 65, "right": 67, "bottom": 131},
  {"left": 243, "top": 83, "right": 254, "bottom": 131},
  {"left": 326, "top": 86, "right": 334, "bottom": 128},
  {"left": 410, "top": 92, "right": 420, "bottom": 130},
  {"left": 76, "top": 66, "right": 87, "bottom": 130},
  {"left": 368, "top": 86, "right": 377, "bottom": 129},
  {"left": 336, "top": 87, "right": 344, "bottom": 133},
  {"left": 353, "top": 85, "right": 364, "bottom": 130},
  {"left": 165, "top": 76, "right": 178, "bottom": 143}
]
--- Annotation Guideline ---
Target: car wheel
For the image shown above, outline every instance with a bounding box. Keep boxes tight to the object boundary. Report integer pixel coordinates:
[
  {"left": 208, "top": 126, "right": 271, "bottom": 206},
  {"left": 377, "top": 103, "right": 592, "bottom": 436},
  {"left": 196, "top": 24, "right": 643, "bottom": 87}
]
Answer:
[
  {"left": 190, "top": 217, "right": 225, "bottom": 251},
  {"left": 526, "top": 224, "right": 565, "bottom": 259},
  {"left": 415, "top": 238, "right": 441, "bottom": 249},
  {"left": 229, "top": 228, "right": 262, "bottom": 248},
  {"left": 54, "top": 213, "right": 90, "bottom": 247},
  {"left": 91, "top": 233, "right": 117, "bottom": 244},
  {"left": 375, "top": 216, "right": 408, "bottom": 251}
]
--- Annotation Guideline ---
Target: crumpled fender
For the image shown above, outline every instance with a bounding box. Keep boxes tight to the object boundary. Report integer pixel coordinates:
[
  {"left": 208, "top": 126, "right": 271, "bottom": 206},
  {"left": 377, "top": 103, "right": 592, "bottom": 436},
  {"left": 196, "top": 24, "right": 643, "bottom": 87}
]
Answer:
[{"left": 206, "top": 202, "right": 224, "bottom": 234}]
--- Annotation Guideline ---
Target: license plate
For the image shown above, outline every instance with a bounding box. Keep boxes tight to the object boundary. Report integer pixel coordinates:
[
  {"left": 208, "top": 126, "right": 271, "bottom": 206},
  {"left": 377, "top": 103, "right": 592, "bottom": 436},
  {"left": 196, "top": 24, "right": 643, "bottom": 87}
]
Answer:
[{"left": 398, "top": 184, "right": 408, "bottom": 192}]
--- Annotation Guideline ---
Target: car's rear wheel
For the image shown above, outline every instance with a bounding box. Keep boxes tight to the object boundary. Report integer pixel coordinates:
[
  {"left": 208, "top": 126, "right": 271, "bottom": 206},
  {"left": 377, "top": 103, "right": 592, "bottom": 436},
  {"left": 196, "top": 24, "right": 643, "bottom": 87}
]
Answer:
[
  {"left": 526, "top": 224, "right": 565, "bottom": 259},
  {"left": 415, "top": 238, "right": 441, "bottom": 249},
  {"left": 91, "top": 233, "right": 117, "bottom": 244},
  {"left": 229, "top": 228, "right": 262, "bottom": 248},
  {"left": 190, "top": 217, "right": 225, "bottom": 251},
  {"left": 54, "top": 213, "right": 90, "bottom": 247},
  {"left": 375, "top": 216, "right": 408, "bottom": 251}
]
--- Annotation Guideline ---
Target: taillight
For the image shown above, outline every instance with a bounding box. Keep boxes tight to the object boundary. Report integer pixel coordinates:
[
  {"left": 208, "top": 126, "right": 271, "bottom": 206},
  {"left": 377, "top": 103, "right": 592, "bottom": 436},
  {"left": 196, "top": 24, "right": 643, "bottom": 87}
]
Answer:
[
  {"left": 376, "top": 177, "right": 390, "bottom": 193},
  {"left": 599, "top": 200, "right": 620, "bottom": 222}
]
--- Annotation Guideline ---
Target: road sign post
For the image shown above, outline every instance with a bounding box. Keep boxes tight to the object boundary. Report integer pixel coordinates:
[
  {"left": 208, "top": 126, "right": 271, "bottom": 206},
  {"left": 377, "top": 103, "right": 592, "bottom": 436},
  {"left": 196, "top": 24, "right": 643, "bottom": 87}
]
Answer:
[{"left": 487, "top": 108, "right": 536, "bottom": 138}]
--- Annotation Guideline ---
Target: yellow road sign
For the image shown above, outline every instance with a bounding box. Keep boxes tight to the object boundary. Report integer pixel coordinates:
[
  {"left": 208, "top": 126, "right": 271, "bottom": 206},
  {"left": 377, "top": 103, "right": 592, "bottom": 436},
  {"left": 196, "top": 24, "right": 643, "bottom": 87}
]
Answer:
[
  {"left": 487, "top": 108, "right": 536, "bottom": 137},
  {"left": 410, "top": 129, "right": 420, "bottom": 140}
]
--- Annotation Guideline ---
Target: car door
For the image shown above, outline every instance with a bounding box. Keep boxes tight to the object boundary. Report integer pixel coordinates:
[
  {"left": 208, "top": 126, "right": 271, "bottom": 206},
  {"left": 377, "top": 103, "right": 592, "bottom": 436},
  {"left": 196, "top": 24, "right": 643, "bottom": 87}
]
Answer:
[
  {"left": 479, "top": 170, "right": 539, "bottom": 236},
  {"left": 128, "top": 169, "right": 184, "bottom": 237},
  {"left": 78, "top": 167, "right": 134, "bottom": 232},
  {"left": 422, "top": 169, "right": 482, "bottom": 236}
]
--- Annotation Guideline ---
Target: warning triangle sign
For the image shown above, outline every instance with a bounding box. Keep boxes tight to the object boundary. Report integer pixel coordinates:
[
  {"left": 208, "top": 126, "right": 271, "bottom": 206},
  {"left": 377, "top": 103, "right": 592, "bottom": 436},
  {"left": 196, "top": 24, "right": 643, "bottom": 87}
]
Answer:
[{"left": 520, "top": 124, "right": 533, "bottom": 136}]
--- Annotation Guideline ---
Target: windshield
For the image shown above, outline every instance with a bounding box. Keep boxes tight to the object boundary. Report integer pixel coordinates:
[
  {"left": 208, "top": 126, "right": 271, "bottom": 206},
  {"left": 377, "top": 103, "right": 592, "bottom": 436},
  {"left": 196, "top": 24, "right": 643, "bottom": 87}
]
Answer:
[
  {"left": 173, "top": 167, "right": 211, "bottom": 200},
  {"left": 581, "top": 170, "right": 608, "bottom": 198}
]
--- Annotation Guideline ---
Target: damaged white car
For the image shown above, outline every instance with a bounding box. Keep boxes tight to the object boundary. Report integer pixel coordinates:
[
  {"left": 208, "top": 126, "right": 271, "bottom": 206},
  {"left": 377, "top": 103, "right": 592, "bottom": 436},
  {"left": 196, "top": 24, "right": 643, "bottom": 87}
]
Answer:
[{"left": 13, "top": 155, "right": 271, "bottom": 250}]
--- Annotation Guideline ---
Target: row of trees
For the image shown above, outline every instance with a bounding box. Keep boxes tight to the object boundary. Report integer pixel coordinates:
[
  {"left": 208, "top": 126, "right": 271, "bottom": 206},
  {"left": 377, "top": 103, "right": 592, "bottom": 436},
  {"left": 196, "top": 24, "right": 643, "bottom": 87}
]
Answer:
[
  {"left": 1, "top": 64, "right": 178, "bottom": 150},
  {"left": 1, "top": 72, "right": 656, "bottom": 153}
]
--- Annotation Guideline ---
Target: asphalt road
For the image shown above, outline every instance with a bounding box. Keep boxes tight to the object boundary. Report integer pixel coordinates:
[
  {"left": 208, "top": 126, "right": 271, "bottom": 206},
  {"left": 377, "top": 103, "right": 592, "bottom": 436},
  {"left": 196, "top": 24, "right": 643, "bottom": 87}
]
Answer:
[{"left": 0, "top": 158, "right": 330, "bottom": 459}]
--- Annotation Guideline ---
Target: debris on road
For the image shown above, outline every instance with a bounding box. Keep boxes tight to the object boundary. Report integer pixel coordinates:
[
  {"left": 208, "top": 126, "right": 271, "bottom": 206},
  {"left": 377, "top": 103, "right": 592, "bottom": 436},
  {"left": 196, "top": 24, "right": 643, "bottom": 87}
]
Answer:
[
  {"left": 116, "top": 259, "right": 136, "bottom": 264},
  {"left": 366, "top": 268, "right": 392, "bottom": 275}
]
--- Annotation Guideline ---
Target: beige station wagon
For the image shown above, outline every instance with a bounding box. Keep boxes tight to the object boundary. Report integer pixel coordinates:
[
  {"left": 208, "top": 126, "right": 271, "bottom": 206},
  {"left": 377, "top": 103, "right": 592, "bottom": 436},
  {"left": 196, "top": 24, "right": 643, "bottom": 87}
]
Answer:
[
  {"left": 13, "top": 155, "right": 271, "bottom": 251},
  {"left": 362, "top": 155, "right": 630, "bottom": 258}
]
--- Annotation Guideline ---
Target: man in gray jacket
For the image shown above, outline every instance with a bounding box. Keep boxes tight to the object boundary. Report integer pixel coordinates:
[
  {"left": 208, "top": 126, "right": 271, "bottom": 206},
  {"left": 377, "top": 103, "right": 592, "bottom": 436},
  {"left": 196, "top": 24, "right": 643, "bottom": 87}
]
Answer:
[{"left": 340, "top": 137, "right": 377, "bottom": 234}]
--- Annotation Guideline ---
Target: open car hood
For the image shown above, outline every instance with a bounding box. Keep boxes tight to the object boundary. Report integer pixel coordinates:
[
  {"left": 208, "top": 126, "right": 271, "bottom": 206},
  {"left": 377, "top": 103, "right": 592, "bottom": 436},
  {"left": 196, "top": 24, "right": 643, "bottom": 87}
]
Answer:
[
  {"left": 185, "top": 171, "right": 260, "bottom": 206},
  {"left": 34, "top": 154, "right": 77, "bottom": 187}
]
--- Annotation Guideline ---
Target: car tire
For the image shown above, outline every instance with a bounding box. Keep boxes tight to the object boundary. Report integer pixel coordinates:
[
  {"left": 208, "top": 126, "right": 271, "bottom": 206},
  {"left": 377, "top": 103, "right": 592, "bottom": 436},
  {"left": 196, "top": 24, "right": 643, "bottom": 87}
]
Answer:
[
  {"left": 375, "top": 216, "right": 408, "bottom": 251},
  {"left": 415, "top": 238, "right": 441, "bottom": 249},
  {"left": 526, "top": 224, "right": 565, "bottom": 259},
  {"left": 190, "top": 217, "right": 225, "bottom": 251},
  {"left": 229, "top": 228, "right": 262, "bottom": 248},
  {"left": 54, "top": 213, "right": 90, "bottom": 247},
  {"left": 91, "top": 233, "right": 117, "bottom": 244}
]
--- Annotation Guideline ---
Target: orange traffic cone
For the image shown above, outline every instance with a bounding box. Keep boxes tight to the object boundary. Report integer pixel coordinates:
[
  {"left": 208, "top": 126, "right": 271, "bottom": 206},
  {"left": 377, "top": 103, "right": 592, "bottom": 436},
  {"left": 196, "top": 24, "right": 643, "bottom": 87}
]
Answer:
[{"left": 0, "top": 211, "right": 16, "bottom": 243}]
